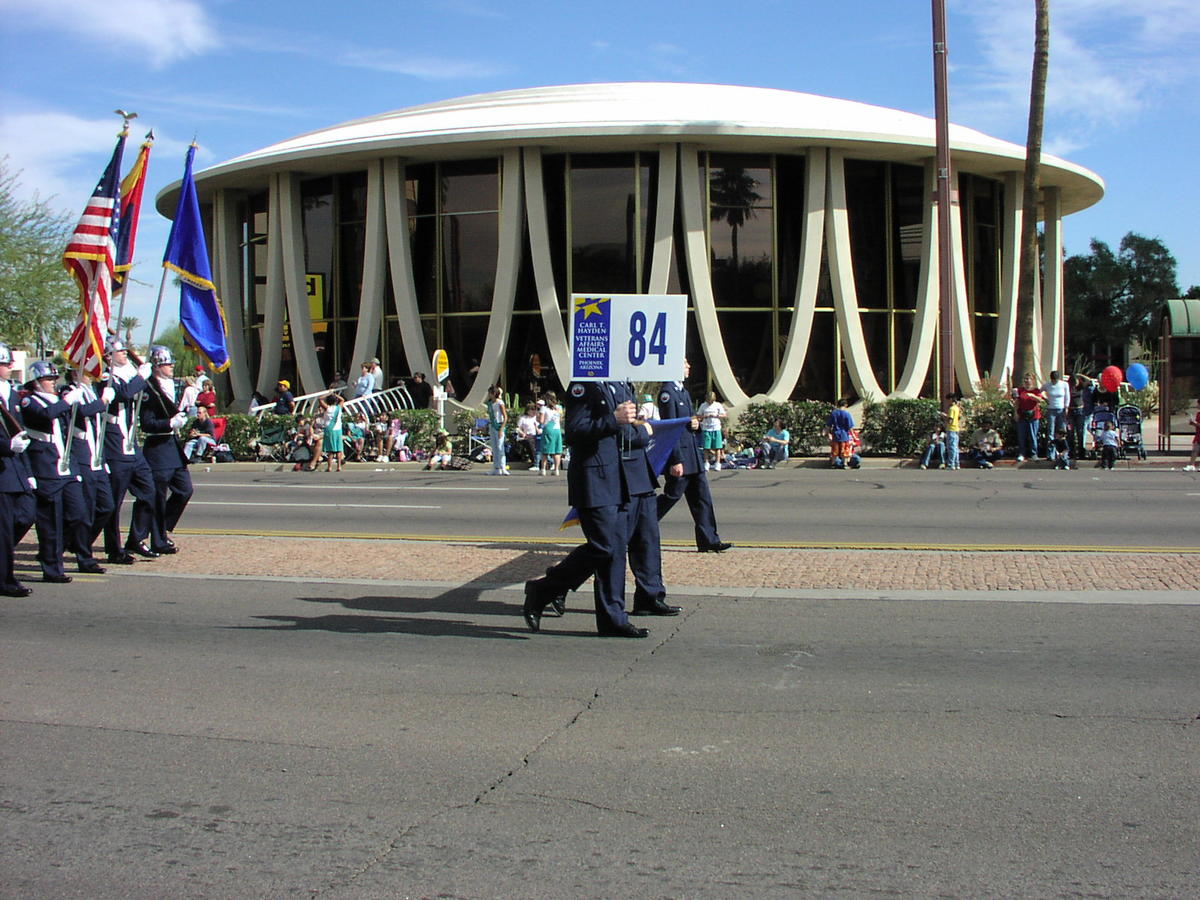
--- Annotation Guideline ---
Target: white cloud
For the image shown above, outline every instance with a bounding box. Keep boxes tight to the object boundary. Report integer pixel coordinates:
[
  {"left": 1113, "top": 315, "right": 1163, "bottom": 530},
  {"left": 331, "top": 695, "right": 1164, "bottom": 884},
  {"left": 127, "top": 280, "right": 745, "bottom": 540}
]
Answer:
[
  {"left": 335, "top": 49, "right": 507, "bottom": 80},
  {"left": 951, "top": 0, "right": 1200, "bottom": 147},
  {"left": 0, "top": 0, "right": 219, "bottom": 67}
]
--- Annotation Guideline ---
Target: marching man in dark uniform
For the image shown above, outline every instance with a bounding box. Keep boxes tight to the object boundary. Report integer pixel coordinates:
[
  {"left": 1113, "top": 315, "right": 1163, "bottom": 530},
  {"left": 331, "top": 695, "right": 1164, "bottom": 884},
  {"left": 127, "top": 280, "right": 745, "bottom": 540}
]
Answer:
[
  {"left": 656, "top": 358, "right": 732, "bottom": 553},
  {"left": 0, "top": 342, "right": 36, "bottom": 596},
  {"left": 522, "top": 380, "right": 675, "bottom": 638},
  {"left": 61, "top": 369, "right": 115, "bottom": 574},
  {"left": 19, "top": 361, "right": 88, "bottom": 584},
  {"left": 140, "top": 345, "right": 192, "bottom": 554},
  {"left": 100, "top": 337, "right": 157, "bottom": 562}
]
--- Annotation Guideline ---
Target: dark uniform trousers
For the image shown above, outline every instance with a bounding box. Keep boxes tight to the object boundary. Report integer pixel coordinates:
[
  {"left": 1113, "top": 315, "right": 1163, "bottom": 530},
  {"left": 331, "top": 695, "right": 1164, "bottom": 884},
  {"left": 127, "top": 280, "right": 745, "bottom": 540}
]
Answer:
[
  {"left": 1, "top": 429, "right": 33, "bottom": 590},
  {"left": 656, "top": 381, "right": 722, "bottom": 550},
  {"left": 72, "top": 455, "right": 115, "bottom": 565},
  {"left": 541, "top": 382, "right": 664, "bottom": 629}
]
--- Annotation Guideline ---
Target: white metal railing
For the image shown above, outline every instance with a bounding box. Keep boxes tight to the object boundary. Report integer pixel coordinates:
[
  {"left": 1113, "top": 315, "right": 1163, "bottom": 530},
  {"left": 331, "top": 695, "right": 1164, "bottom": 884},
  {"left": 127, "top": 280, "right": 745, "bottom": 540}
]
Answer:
[{"left": 251, "top": 384, "right": 418, "bottom": 421}]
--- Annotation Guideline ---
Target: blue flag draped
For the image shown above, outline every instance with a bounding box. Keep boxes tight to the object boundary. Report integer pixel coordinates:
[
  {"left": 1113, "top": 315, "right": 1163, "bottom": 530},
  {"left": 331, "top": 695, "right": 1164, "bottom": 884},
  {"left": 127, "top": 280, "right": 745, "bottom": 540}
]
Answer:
[
  {"left": 164, "top": 144, "right": 229, "bottom": 372},
  {"left": 559, "top": 416, "right": 692, "bottom": 529}
]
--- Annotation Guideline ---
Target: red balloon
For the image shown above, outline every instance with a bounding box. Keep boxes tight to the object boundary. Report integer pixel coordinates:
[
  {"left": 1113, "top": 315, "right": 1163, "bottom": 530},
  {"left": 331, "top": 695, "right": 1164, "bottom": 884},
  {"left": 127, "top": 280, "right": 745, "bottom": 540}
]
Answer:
[{"left": 1100, "top": 365, "right": 1123, "bottom": 393}]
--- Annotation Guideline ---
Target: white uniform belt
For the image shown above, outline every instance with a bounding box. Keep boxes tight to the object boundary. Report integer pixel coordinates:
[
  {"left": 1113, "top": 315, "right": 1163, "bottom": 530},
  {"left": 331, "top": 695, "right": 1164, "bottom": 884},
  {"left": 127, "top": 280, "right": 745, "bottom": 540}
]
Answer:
[{"left": 25, "top": 427, "right": 53, "bottom": 441}]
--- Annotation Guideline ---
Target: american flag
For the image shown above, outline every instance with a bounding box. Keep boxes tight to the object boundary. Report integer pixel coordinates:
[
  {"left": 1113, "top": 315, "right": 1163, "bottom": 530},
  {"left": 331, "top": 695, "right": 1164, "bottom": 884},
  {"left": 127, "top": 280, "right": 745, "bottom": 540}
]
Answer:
[{"left": 63, "top": 132, "right": 126, "bottom": 378}]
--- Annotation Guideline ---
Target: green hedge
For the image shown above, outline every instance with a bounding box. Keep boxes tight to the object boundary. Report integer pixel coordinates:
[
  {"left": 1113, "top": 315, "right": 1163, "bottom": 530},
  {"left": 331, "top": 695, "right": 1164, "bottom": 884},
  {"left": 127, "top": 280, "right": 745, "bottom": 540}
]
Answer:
[
  {"left": 860, "top": 397, "right": 941, "bottom": 455},
  {"left": 733, "top": 400, "right": 843, "bottom": 455}
]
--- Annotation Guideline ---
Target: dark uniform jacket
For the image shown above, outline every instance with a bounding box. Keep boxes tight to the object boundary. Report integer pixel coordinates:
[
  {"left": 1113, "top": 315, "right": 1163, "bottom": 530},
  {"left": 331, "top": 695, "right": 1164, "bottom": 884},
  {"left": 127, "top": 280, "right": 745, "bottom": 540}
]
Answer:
[
  {"left": 18, "top": 391, "right": 76, "bottom": 481},
  {"left": 103, "top": 368, "right": 148, "bottom": 461},
  {"left": 564, "top": 381, "right": 655, "bottom": 509},
  {"left": 657, "top": 382, "right": 705, "bottom": 476},
  {"left": 140, "top": 378, "right": 189, "bottom": 472}
]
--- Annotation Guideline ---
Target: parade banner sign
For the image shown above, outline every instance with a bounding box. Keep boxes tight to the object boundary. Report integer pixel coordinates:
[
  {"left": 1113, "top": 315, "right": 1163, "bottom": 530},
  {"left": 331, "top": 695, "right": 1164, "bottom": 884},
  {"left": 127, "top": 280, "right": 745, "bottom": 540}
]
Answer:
[{"left": 569, "top": 293, "right": 687, "bottom": 382}]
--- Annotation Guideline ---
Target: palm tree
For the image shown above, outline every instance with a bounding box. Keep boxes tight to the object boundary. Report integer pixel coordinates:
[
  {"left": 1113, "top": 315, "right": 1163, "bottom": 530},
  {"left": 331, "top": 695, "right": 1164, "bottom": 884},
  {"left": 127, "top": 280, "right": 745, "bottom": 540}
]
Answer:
[
  {"left": 709, "top": 165, "right": 763, "bottom": 271},
  {"left": 119, "top": 316, "right": 140, "bottom": 344},
  {"left": 1014, "top": 0, "right": 1050, "bottom": 384}
]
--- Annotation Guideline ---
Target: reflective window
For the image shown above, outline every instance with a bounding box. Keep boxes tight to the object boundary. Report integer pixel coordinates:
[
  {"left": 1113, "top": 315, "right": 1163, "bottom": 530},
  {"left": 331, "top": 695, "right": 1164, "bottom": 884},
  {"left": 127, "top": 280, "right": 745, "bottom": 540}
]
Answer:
[{"left": 570, "top": 153, "right": 638, "bottom": 294}]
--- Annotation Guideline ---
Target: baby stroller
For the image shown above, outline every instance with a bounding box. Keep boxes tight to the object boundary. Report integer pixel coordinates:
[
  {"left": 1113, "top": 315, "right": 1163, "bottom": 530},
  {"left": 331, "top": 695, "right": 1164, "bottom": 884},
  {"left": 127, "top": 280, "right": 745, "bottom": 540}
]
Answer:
[{"left": 1116, "top": 403, "right": 1147, "bottom": 460}]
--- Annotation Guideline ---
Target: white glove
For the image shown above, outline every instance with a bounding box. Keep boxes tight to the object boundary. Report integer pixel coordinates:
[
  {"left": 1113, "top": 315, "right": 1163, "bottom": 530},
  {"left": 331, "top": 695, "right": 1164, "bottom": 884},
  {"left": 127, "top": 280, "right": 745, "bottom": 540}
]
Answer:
[
  {"left": 64, "top": 385, "right": 86, "bottom": 405},
  {"left": 27, "top": 476, "right": 37, "bottom": 490},
  {"left": 8, "top": 433, "right": 30, "bottom": 453},
  {"left": 137, "top": 363, "right": 152, "bottom": 379},
  {"left": 169, "top": 413, "right": 188, "bottom": 430},
  {"left": 101, "top": 386, "right": 116, "bottom": 404}
]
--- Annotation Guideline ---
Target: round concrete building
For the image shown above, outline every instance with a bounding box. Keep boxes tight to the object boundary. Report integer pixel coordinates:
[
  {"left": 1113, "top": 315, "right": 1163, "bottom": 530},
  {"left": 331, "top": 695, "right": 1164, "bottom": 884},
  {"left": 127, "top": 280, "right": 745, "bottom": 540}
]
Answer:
[{"left": 157, "top": 82, "right": 1104, "bottom": 410}]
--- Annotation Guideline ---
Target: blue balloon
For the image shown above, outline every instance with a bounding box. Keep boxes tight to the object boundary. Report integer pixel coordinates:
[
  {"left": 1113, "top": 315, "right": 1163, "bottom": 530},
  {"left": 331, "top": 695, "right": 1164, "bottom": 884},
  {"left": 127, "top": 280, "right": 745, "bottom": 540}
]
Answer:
[{"left": 1127, "top": 362, "right": 1150, "bottom": 391}]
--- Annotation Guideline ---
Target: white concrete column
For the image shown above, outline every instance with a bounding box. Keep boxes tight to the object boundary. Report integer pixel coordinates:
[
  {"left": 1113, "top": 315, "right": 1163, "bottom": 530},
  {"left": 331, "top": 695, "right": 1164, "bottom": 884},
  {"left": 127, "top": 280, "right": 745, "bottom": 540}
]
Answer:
[
  {"left": 825, "top": 150, "right": 887, "bottom": 403},
  {"left": 461, "top": 149, "right": 523, "bottom": 409},
  {"left": 646, "top": 144, "right": 678, "bottom": 295},
  {"left": 381, "top": 158, "right": 429, "bottom": 379},
  {"left": 211, "top": 188, "right": 253, "bottom": 405},
  {"left": 522, "top": 147, "right": 572, "bottom": 383},
  {"left": 765, "top": 147, "right": 827, "bottom": 401},
  {"left": 256, "top": 176, "right": 285, "bottom": 395},
  {"left": 678, "top": 145, "right": 750, "bottom": 406},
  {"left": 948, "top": 170, "right": 983, "bottom": 394},
  {"left": 1040, "top": 186, "right": 1064, "bottom": 376},
  {"left": 349, "top": 160, "right": 388, "bottom": 374},
  {"left": 278, "top": 172, "right": 323, "bottom": 394},
  {"left": 893, "top": 159, "right": 939, "bottom": 398}
]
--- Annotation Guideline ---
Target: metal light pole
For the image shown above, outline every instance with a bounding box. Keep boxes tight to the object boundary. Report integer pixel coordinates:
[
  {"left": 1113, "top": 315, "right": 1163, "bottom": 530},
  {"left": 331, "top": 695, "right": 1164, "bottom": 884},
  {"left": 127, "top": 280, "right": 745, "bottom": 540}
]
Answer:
[{"left": 932, "top": 0, "right": 955, "bottom": 402}]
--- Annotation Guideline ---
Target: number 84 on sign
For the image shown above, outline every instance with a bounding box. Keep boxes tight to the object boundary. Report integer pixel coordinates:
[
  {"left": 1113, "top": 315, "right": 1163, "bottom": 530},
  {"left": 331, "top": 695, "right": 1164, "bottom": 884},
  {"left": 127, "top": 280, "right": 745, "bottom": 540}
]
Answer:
[{"left": 568, "top": 293, "right": 687, "bottom": 382}]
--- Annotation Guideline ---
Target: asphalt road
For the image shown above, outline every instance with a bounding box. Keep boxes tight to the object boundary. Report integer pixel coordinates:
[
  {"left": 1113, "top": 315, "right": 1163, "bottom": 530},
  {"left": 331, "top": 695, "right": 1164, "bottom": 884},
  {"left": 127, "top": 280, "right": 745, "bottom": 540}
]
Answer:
[
  {"left": 2, "top": 575, "right": 1196, "bottom": 898},
  {"left": 176, "top": 465, "right": 1200, "bottom": 550}
]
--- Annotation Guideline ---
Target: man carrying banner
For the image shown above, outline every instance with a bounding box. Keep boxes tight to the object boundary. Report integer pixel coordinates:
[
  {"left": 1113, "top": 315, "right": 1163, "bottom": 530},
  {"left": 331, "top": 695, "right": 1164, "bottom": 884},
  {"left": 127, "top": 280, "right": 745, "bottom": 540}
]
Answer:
[
  {"left": 100, "top": 338, "right": 157, "bottom": 562},
  {"left": 140, "top": 346, "right": 192, "bottom": 554},
  {"left": 656, "top": 358, "right": 732, "bottom": 553},
  {"left": 523, "top": 380, "right": 675, "bottom": 638}
]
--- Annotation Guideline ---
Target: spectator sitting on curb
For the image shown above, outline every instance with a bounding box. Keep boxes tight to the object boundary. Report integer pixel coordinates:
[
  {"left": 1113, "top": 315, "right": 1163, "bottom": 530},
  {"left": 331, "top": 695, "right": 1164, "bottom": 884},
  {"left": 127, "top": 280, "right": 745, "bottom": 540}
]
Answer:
[
  {"left": 758, "top": 418, "right": 790, "bottom": 469},
  {"left": 1052, "top": 429, "right": 1073, "bottom": 470},
  {"left": 425, "top": 431, "right": 454, "bottom": 470},
  {"left": 969, "top": 423, "right": 1003, "bottom": 469},
  {"left": 919, "top": 425, "right": 946, "bottom": 470}
]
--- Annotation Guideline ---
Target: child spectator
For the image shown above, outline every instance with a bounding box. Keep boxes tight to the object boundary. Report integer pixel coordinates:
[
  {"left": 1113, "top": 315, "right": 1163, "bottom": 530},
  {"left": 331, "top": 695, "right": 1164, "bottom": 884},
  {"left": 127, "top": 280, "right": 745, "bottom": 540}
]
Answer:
[
  {"left": 942, "top": 393, "right": 963, "bottom": 470},
  {"left": 515, "top": 403, "right": 540, "bottom": 466},
  {"left": 1097, "top": 420, "right": 1120, "bottom": 469},
  {"left": 425, "top": 431, "right": 454, "bottom": 470},
  {"left": 1052, "top": 429, "right": 1073, "bottom": 470}
]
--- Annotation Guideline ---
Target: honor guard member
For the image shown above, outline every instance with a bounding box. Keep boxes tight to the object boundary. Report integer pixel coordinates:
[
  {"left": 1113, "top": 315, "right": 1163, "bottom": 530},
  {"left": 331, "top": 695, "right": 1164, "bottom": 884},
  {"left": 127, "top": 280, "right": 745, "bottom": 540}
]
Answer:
[
  {"left": 19, "top": 361, "right": 89, "bottom": 583},
  {"left": 656, "top": 358, "right": 732, "bottom": 553},
  {"left": 522, "top": 380, "right": 672, "bottom": 637},
  {"left": 1, "top": 342, "right": 36, "bottom": 596},
  {"left": 100, "top": 337, "right": 157, "bottom": 562},
  {"left": 139, "top": 345, "right": 192, "bottom": 554},
  {"left": 61, "top": 369, "right": 116, "bottom": 573}
]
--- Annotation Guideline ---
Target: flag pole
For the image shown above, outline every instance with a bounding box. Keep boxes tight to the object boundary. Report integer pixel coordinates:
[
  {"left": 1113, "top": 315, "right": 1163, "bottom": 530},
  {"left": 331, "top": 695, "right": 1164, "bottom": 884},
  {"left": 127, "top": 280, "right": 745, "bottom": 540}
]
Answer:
[{"left": 115, "top": 128, "right": 154, "bottom": 328}]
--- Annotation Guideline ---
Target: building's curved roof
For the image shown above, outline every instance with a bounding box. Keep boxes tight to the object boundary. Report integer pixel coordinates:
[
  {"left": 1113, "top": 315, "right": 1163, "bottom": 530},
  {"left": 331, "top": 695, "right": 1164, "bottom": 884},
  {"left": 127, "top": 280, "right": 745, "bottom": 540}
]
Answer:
[{"left": 159, "top": 82, "right": 1104, "bottom": 214}]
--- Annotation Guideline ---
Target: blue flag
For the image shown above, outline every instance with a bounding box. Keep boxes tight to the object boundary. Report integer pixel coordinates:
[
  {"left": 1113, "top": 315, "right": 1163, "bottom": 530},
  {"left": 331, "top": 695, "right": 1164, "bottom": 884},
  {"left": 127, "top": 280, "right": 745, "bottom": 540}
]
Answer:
[
  {"left": 559, "top": 416, "right": 692, "bottom": 529},
  {"left": 164, "top": 144, "right": 229, "bottom": 372}
]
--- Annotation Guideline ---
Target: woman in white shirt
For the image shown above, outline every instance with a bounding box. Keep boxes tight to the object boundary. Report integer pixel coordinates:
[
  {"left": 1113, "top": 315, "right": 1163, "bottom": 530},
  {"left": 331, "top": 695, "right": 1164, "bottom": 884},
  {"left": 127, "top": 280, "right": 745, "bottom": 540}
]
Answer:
[{"left": 697, "top": 391, "right": 728, "bottom": 471}]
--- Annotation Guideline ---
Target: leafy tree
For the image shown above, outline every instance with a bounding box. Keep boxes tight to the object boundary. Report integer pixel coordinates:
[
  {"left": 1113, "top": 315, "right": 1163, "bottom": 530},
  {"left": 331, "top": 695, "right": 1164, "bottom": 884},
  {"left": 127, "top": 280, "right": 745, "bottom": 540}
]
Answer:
[
  {"left": 1183, "top": 285, "right": 1200, "bottom": 300},
  {"left": 0, "top": 160, "right": 78, "bottom": 350},
  {"left": 1064, "top": 233, "right": 1180, "bottom": 365}
]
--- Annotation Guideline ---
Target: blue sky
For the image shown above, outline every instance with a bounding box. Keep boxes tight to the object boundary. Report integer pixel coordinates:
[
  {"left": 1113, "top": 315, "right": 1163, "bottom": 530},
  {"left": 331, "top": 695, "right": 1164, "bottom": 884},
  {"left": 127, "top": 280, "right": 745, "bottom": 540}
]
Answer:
[{"left": 2, "top": 0, "right": 1198, "bottom": 333}]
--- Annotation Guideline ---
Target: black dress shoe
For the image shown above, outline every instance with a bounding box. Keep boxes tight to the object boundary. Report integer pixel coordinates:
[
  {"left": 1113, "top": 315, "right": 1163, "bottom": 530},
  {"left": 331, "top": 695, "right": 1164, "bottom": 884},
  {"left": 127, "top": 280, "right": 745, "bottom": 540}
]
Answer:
[
  {"left": 630, "top": 600, "right": 682, "bottom": 616},
  {"left": 42, "top": 573, "right": 72, "bottom": 584},
  {"left": 152, "top": 542, "right": 179, "bottom": 555},
  {"left": 1, "top": 584, "right": 32, "bottom": 597},
  {"left": 522, "top": 580, "right": 545, "bottom": 633},
  {"left": 77, "top": 562, "right": 106, "bottom": 574},
  {"left": 127, "top": 543, "right": 159, "bottom": 559},
  {"left": 699, "top": 541, "right": 733, "bottom": 553},
  {"left": 598, "top": 622, "right": 649, "bottom": 638},
  {"left": 107, "top": 552, "right": 137, "bottom": 565}
]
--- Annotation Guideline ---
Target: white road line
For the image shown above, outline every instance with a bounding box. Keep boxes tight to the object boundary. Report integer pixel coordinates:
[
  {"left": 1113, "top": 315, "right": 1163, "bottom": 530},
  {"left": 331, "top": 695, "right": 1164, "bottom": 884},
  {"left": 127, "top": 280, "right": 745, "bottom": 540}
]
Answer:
[
  {"left": 187, "top": 501, "right": 439, "bottom": 510},
  {"left": 196, "top": 482, "right": 508, "bottom": 492}
]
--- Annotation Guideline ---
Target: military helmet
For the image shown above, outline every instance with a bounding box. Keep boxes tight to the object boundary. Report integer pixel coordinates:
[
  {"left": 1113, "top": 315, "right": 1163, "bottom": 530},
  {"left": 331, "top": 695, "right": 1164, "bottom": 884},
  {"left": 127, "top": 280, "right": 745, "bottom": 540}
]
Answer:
[
  {"left": 25, "top": 360, "right": 59, "bottom": 385},
  {"left": 103, "top": 335, "right": 127, "bottom": 356},
  {"left": 0, "top": 342, "right": 12, "bottom": 366},
  {"left": 149, "top": 345, "right": 174, "bottom": 366}
]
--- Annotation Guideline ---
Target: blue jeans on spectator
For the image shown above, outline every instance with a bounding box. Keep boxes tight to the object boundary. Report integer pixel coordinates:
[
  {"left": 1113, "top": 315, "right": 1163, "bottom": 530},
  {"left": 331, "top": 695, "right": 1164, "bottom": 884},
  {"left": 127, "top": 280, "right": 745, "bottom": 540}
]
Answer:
[
  {"left": 1044, "top": 409, "right": 1066, "bottom": 457},
  {"left": 920, "top": 441, "right": 945, "bottom": 468},
  {"left": 1016, "top": 418, "right": 1039, "bottom": 460},
  {"left": 945, "top": 431, "right": 960, "bottom": 469}
]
